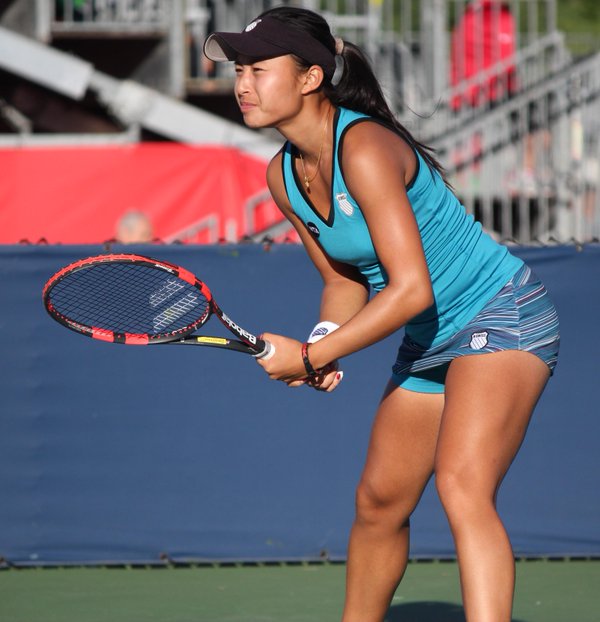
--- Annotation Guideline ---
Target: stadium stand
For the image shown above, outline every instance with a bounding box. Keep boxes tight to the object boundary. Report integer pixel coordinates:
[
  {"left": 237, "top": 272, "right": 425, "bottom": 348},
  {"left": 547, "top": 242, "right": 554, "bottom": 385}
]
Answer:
[{"left": 0, "top": 0, "right": 599, "bottom": 243}]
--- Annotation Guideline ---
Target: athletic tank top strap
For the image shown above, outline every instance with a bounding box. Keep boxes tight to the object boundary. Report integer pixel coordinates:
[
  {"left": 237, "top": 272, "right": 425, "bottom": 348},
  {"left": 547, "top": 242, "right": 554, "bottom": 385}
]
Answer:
[
  {"left": 282, "top": 108, "right": 385, "bottom": 288},
  {"left": 281, "top": 107, "right": 524, "bottom": 347}
]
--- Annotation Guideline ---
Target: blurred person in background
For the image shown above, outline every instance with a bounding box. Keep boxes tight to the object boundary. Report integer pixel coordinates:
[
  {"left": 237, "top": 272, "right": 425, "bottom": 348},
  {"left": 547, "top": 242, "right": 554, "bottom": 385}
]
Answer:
[
  {"left": 115, "top": 210, "right": 153, "bottom": 244},
  {"left": 204, "top": 7, "right": 560, "bottom": 622}
]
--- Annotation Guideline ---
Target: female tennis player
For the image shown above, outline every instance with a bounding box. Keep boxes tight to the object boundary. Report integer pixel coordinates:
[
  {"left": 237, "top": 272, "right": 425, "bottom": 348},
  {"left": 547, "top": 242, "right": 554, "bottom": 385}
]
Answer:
[{"left": 204, "top": 7, "right": 560, "bottom": 622}]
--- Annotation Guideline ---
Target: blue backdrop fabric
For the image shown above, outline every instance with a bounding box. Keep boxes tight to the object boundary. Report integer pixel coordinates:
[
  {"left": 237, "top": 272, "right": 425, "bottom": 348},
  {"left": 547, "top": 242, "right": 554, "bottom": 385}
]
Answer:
[{"left": 0, "top": 244, "right": 598, "bottom": 565}]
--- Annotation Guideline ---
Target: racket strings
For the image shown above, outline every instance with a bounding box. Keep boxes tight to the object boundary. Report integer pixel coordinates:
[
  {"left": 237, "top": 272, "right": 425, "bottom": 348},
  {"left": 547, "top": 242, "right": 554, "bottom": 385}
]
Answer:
[{"left": 48, "top": 262, "right": 210, "bottom": 337}]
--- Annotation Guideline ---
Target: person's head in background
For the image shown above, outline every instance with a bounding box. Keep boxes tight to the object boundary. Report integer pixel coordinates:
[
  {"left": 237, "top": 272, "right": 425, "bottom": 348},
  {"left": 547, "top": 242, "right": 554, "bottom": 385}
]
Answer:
[{"left": 115, "top": 210, "right": 153, "bottom": 244}]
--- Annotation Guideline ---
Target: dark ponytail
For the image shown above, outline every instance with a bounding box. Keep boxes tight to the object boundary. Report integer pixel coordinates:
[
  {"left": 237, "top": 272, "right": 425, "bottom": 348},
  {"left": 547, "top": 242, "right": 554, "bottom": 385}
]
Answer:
[
  {"left": 258, "top": 6, "right": 446, "bottom": 180},
  {"left": 324, "top": 41, "right": 446, "bottom": 179}
]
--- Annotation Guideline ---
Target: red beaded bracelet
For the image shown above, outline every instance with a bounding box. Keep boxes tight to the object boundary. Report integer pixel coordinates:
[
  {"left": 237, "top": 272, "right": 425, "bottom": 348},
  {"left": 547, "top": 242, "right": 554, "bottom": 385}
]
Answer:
[{"left": 301, "top": 342, "right": 318, "bottom": 377}]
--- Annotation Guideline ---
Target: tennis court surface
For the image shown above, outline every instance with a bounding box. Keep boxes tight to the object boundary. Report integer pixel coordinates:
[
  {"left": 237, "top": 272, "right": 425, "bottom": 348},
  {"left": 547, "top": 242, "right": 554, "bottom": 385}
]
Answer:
[{"left": 1, "top": 558, "right": 598, "bottom": 622}]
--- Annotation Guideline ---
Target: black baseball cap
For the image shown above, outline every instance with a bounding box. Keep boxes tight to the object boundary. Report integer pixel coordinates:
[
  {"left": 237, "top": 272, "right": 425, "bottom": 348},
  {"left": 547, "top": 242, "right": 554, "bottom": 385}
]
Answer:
[{"left": 203, "top": 16, "right": 336, "bottom": 80}]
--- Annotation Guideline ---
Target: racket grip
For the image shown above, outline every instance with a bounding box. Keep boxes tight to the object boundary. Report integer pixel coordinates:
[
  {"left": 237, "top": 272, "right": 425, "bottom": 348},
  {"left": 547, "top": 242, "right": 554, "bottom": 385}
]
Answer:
[{"left": 254, "top": 340, "right": 275, "bottom": 360}]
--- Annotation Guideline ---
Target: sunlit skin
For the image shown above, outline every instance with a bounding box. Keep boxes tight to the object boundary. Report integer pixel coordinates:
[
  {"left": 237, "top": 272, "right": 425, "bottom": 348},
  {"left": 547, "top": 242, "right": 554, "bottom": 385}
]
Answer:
[
  {"left": 235, "top": 56, "right": 308, "bottom": 132},
  {"left": 235, "top": 55, "right": 361, "bottom": 391},
  {"left": 235, "top": 55, "right": 433, "bottom": 392},
  {"left": 235, "top": 50, "right": 552, "bottom": 622}
]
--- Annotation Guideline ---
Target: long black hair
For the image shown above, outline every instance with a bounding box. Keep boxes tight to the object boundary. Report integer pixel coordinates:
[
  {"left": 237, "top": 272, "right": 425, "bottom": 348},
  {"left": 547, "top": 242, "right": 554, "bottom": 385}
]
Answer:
[{"left": 257, "top": 5, "right": 446, "bottom": 179}]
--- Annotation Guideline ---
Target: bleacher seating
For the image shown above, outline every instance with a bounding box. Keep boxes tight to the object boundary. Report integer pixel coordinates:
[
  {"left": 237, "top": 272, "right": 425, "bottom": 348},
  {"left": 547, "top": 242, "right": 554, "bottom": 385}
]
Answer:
[{"left": 0, "top": 0, "right": 598, "bottom": 243}]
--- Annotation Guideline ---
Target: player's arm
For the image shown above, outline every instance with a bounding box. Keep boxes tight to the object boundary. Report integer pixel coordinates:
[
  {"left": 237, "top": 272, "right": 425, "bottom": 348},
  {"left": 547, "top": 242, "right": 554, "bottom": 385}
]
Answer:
[
  {"left": 266, "top": 152, "right": 370, "bottom": 326},
  {"left": 304, "top": 122, "right": 434, "bottom": 371},
  {"left": 259, "top": 153, "right": 367, "bottom": 389}
]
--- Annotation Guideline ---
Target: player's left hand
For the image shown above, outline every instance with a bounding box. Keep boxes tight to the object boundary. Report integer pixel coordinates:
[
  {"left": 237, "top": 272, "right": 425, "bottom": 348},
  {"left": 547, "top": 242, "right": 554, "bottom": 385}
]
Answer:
[
  {"left": 306, "top": 361, "right": 343, "bottom": 392},
  {"left": 256, "top": 332, "right": 343, "bottom": 392}
]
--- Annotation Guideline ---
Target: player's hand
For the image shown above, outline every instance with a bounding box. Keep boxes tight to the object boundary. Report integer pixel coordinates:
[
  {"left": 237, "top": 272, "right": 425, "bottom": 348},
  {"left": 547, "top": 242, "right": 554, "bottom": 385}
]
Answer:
[
  {"left": 306, "top": 361, "right": 344, "bottom": 392},
  {"left": 256, "top": 332, "right": 306, "bottom": 382},
  {"left": 256, "top": 332, "right": 343, "bottom": 391}
]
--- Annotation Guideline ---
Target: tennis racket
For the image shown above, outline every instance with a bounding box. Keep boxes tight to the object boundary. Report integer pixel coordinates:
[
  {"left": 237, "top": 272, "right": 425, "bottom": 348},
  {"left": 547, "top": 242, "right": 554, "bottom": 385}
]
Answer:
[{"left": 42, "top": 253, "right": 274, "bottom": 358}]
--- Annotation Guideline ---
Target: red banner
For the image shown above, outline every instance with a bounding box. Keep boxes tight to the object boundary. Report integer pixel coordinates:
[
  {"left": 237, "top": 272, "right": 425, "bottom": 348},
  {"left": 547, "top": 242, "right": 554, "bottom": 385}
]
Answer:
[
  {"left": 0, "top": 143, "right": 287, "bottom": 244},
  {"left": 450, "top": 0, "right": 517, "bottom": 110}
]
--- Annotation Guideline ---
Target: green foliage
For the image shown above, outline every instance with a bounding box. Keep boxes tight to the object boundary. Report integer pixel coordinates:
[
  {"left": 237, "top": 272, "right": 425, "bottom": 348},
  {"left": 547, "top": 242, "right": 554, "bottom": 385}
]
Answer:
[
  {"left": 557, "top": 0, "right": 600, "bottom": 55},
  {"left": 557, "top": 0, "right": 600, "bottom": 31}
]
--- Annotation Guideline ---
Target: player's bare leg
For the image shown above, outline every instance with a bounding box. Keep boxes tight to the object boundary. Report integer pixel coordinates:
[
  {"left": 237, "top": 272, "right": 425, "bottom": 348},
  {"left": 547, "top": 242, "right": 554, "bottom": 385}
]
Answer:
[
  {"left": 436, "top": 350, "right": 550, "bottom": 622},
  {"left": 341, "top": 382, "right": 444, "bottom": 622}
]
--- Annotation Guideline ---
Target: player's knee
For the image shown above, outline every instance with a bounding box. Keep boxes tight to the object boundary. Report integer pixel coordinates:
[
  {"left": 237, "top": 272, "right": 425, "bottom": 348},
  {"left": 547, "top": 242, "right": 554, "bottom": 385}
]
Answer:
[
  {"left": 435, "top": 467, "right": 494, "bottom": 520},
  {"left": 354, "top": 479, "right": 412, "bottom": 529}
]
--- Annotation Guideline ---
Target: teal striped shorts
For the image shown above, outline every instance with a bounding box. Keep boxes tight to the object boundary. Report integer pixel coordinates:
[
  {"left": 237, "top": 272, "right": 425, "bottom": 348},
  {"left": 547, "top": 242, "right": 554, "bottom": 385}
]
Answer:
[{"left": 391, "top": 264, "right": 560, "bottom": 394}]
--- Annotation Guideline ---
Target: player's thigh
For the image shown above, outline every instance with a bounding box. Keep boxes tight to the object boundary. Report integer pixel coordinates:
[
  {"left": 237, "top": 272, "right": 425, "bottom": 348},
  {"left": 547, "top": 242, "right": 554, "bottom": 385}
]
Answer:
[
  {"left": 357, "top": 381, "right": 445, "bottom": 510},
  {"left": 435, "top": 350, "right": 550, "bottom": 495}
]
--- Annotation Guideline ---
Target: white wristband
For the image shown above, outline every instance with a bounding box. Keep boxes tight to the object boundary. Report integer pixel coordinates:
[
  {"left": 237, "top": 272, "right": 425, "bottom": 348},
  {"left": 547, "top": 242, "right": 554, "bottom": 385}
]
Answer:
[
  {"left": 307, "top": 321, "right": 344, "bottom": 387},
  {"left": 307, "top": 321, "right": 340, "bottom": 343}
]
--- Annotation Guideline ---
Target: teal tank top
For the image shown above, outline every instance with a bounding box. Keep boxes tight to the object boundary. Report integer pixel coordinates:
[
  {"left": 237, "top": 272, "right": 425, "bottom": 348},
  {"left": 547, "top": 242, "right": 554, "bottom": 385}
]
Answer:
[{"left": 281, "top": 107, "right": 523, "bottom": 346}]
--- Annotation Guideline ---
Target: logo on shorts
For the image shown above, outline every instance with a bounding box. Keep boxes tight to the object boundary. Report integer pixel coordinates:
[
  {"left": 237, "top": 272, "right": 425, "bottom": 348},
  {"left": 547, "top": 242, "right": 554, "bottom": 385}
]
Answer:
[
  {"left": 306, "top": 221, "right": 320, "bottom": 238},
  {"left": 469, "top": 331, "right": 489, "bottom": 350}
]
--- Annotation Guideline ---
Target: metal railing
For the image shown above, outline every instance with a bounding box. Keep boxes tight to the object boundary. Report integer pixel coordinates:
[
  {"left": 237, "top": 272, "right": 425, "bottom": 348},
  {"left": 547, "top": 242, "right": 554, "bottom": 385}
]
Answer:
[
  {"left": 9, "top": 0, "right": 600, "bottom": 242},
  {"left": 51, "top": 0, "right": 169, "bottom": 28},
  {"left": 433, "top": 50, "right": 600, "bottom": 243}
]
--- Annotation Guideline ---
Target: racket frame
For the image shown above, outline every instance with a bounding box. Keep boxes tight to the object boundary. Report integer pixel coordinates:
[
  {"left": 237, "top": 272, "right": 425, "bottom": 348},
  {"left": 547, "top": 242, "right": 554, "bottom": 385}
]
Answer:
[{"left": 43, "top": 253, "right": 270, "bottom": 357}]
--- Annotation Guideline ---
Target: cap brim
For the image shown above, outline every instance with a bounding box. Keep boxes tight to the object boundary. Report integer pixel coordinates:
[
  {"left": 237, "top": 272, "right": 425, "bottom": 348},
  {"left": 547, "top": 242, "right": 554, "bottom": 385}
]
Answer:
[
  {"left": 203, "top": 32, "right": 287, "bottom": 63},
  {"left": 202, "top": 16, "right": 336, "bottom": 79}
]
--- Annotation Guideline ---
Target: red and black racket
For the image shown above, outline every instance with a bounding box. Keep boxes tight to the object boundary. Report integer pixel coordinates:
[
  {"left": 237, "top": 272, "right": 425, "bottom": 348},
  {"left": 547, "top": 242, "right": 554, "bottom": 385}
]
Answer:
[{"left": 42, "top": 253, "right": 274, "bottom": 358}]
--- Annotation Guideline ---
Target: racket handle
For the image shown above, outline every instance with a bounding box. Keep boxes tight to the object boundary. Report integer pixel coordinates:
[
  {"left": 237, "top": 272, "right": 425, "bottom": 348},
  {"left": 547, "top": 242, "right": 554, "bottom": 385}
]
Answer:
[{"left": 254, "top": 340, "right": 275, "bottom": 360}]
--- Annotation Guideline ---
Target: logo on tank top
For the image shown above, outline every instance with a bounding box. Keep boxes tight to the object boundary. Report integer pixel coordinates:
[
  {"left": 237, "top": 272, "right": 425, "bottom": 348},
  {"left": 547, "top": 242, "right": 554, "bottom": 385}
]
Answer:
[
  {"left": 469, "top": 331, "right": 489, "bottom": 350},
  {"left": 336, "top": 192, "right": 354, "bottom": 216},
  {"left": 306, "top": 222, "right": 320, "bottom": 238}
]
